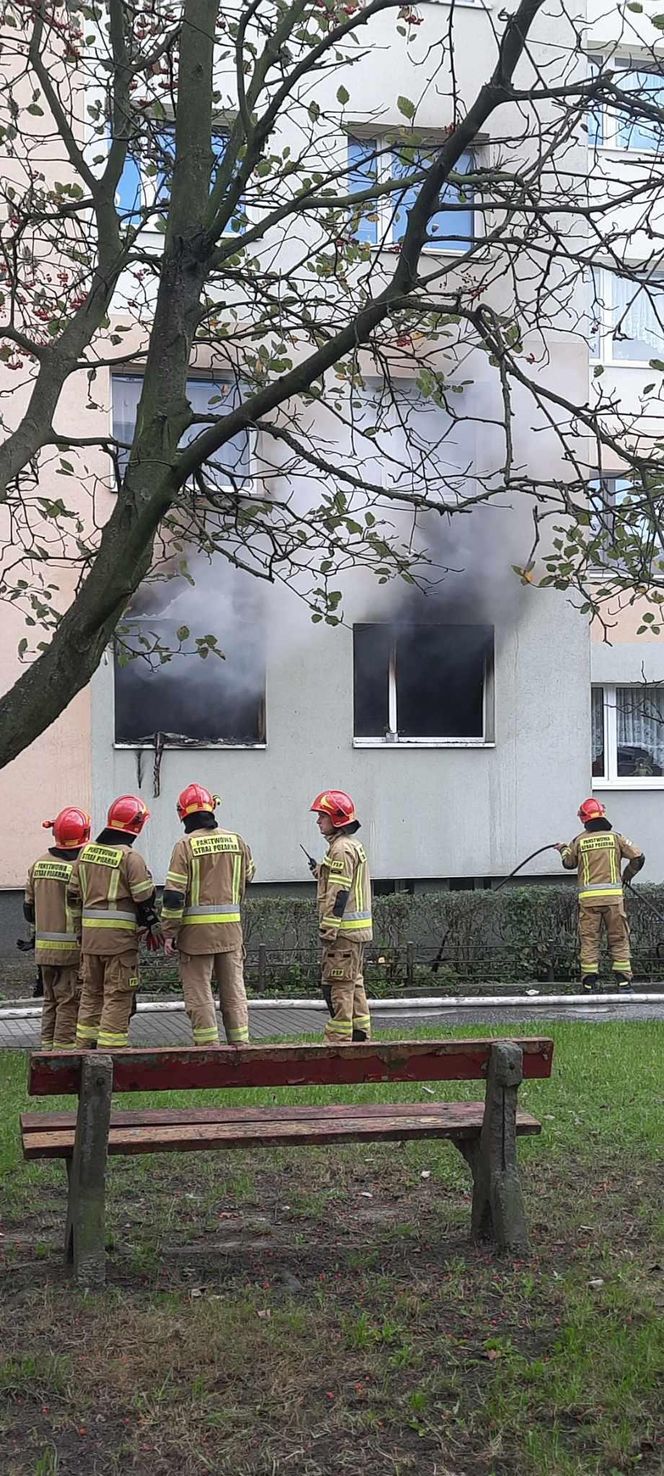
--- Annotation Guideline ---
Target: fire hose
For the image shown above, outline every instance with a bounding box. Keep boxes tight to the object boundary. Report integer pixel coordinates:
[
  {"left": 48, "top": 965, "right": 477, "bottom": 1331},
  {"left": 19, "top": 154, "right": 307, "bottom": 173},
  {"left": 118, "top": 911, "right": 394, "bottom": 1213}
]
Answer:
[
  {"left": 431, "top": 845, "right": 664, "bottom": 971},
  {"left": 430, "top": 844, "right": 561, "bottom": 973}
]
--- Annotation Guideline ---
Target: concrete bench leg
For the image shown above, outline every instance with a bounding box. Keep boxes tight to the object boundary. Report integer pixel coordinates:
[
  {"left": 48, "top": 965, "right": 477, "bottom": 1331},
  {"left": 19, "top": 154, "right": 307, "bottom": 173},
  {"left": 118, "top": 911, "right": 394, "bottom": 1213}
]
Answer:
[
  {"left": 64, "top": 1053, "right": 113, "bottom": 1288},
  {"left": 458, "top": 1040, "right": 529, "bottom": 1255}
]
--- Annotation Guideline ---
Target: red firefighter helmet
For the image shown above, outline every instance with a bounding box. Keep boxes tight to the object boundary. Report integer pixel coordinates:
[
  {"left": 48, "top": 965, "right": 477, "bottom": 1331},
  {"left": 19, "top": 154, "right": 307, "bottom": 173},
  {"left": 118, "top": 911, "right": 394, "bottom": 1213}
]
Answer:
[
  {"left": 578, "top": 797, "right": 606, "bottom": 824},
  {"left": 176, "top": 783, "right": 219, "bottom": 821},
  {"left": 42, "top": 807, "right": 91, "bottom": 849},
  {"left": 310, "top": 790, "right": 357, "bottom": 828},
  {"left": 107, "top": 794, "right": 150, "bottom": 835}
]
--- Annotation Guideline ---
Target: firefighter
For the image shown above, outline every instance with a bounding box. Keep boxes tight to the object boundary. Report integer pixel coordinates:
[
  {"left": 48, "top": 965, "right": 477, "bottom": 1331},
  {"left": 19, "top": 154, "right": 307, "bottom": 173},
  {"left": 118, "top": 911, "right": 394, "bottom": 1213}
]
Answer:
[
  {"left": 24, "top": 807, "right": 91, "bottom": 1050},
  {"left": 310, "top": 790, "right": 372, "bottom": 1044},
  {"left": 69, "top": 795, "right": 159, "bottom": 1048},
  {"left": 162, "top": 784, "right": 254, "bottom": 1046},
  {"left": 556, "top": 797, "right": 645, "bottom": 993}
]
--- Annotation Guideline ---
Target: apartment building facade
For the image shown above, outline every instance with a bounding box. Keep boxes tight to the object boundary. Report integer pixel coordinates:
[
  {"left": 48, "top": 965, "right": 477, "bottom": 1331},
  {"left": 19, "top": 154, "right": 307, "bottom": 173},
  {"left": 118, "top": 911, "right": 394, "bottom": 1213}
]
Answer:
[{"left": 0, "top": 0, "right": 661, "bottom": 941}]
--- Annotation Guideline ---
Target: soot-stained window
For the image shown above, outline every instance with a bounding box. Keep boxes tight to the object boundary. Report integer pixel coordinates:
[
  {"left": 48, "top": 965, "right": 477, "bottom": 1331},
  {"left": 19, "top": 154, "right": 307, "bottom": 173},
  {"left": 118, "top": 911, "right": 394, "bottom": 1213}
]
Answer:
[
  {"left": 353, "top": 624, "right": 493, "bottom": 742},
  {"left": 114, "top": 569, "right": 266, "bottom": 746}
]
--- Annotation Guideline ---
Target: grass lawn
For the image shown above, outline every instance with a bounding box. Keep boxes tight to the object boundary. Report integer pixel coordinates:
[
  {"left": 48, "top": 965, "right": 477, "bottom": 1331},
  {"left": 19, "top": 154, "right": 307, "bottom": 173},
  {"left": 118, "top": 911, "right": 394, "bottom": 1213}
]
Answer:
[{"left": 0, "top": 1021, "right": 662, "bottom": 1476}]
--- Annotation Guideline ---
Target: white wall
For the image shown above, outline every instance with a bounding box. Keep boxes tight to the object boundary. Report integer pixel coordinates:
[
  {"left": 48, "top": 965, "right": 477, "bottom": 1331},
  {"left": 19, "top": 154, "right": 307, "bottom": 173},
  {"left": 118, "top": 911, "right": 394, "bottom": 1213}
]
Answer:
[{"left": 91, "top": 579, "right": 590, "bottom": 885}]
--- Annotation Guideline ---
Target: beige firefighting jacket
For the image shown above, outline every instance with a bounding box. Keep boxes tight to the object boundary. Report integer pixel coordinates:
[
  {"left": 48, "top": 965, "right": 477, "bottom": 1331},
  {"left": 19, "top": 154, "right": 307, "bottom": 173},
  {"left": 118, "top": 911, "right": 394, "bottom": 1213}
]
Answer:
[
  {"left": 161, "top": 826, "right": 255, "bottom": 955},
  {"left": 25, "top": 851, "right": 81, "bottom": 968},
  {"left": 317, "top": 834, "right": 373, "bottom": 943},
  {"left": 67, "top": 842, "right": 155, "bottom": 955},
  {"left": 560, "top": 829, "right": 643, "bottom": 908}
]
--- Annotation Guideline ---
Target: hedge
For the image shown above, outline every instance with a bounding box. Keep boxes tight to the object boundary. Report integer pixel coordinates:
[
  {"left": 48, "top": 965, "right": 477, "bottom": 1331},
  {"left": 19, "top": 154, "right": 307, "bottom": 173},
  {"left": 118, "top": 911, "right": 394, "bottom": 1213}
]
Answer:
[{"left": 141, "top": 884, "right": 664, "bottom": 994}]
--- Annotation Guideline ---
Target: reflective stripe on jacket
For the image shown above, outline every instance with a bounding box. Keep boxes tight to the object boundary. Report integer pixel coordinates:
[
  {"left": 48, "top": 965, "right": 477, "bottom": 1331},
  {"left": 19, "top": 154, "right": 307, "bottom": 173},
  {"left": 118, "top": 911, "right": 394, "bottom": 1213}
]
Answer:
[
  {"left": 25, "top": 852, "right": 81, "bottom": 967},
  {"left": 162, "top": 827, "right": 255, "bottom": 955},
  {"left": 317, "top": 835, "right": 373, "bottom": 942},
  {"left": 560, "top": 830, "right": 643, "bottom": 908},
  {"left": 68, "top": 842, "right": 154, "bottom": 955}
]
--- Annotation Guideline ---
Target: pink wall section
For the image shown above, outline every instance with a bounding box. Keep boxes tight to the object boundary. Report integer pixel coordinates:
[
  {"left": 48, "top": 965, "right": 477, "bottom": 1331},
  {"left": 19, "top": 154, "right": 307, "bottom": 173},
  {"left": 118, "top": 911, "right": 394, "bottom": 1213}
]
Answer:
[
  {"left": 0, "top": 604, "right": 92, "bottom": 888},
  {"left": 0, "top": 371, "right": 108, "bottom": 888},
  {"left": 592, "top": 599, "right": 663, "bottom": 645}
]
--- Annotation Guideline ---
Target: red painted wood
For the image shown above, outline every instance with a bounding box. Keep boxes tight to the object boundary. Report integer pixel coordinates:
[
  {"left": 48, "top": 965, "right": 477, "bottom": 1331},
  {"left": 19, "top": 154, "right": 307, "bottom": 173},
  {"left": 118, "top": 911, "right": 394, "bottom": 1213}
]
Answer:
[
  {"left": 22, "top": 1102, "right": 542, "bottom": 1159},
  {"left": 28, "top": 1038, "right": 554, "bottom": 1097}
]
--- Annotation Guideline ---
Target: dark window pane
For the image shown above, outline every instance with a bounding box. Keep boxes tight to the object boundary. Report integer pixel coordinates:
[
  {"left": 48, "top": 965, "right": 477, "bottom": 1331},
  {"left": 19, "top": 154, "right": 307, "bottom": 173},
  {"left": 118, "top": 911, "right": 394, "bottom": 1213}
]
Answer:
[
  {"left": 591, "top": 687, "right": 605, "bottom": 777},
  {"left": 395, "top": 624, "right": 491, "bottom": 738},
  {"left": 353, "top": 625, "right": 391, "bottom": 736},
  {"left": 114, "top": 609, "right": 265, "bottom": 745}
]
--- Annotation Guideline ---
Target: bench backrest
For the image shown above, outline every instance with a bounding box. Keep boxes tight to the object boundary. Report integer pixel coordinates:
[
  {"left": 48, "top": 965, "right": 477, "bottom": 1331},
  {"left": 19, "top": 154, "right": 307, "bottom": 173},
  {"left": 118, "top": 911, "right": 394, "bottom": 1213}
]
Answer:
[{"left": 29, "top": 1038, "right": 554, "bottom": 1096}]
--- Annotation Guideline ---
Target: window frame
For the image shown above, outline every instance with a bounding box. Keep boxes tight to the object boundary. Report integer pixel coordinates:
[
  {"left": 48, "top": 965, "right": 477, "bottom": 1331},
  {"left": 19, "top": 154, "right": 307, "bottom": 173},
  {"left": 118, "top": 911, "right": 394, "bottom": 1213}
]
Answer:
[
  {"left": 592, "top": 682, "right": 664, "bottom": 789},
  {"left": 587, "top": 53, "right": 664, "bottom": 153},
  {"left": 352, "top": 623, "right": 495, "bottom": 749},
  {"left": 588, "top": 266, "right": 664, "bottom": 367},
  {"left": 347, "top": 134, "right": 476, "bottom": 256},
  {"left": 111, "top": 372, "right": 255, "bottom": 498},
  {"left": 115, "top": 121, "right": 245, "bottom": 236}
]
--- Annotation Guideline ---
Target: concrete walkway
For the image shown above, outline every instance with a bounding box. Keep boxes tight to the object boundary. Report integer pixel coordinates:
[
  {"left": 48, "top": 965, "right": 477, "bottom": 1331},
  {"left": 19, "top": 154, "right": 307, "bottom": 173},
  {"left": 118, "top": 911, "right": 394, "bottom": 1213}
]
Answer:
[{"left": 0, "top": 992, "right": 662, "bottom": 1049}]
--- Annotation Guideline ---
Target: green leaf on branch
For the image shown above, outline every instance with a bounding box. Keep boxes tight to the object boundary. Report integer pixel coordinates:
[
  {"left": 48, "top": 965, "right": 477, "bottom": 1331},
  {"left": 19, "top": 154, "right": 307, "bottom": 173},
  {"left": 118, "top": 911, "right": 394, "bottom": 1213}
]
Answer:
[
  {"left": 336, "top": 85, "right": 350, "bottom": 105},
  {"left": 397, "top": 95, "right": 416, "bottom": 120}
]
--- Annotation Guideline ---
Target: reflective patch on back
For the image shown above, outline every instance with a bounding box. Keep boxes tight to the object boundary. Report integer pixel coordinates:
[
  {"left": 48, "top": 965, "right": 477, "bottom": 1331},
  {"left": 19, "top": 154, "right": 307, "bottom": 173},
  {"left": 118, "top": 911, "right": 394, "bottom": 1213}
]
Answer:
[
  {"left": 80, "top": 845, "right": 123, "bottom": 868},
  {"left": 33, "top": 861, "right": 73, "bottom": 882},
  {"left": 190, "top": 834, "right": 239, "bottom": 856}
]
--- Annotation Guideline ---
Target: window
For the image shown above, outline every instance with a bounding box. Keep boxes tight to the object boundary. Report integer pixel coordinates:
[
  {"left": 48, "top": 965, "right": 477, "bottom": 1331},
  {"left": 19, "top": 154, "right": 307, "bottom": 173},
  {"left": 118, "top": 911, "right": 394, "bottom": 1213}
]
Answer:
[
  {"left": 112, "top": 375, "right": 252, "bottom": 489},
  {"left": 589, "top": 475, "right": 634, "bottom": 543},
  {"left": 115, "top": 124, "right": 244, "bottom": 233},
  {"left": 587, "top": 55, "right": 664, "bottom": 152},
  {"left": 588, "top": 268, "right": 664, "bottom": 364},
  {"left": 592, "top": 684, "right": 664, "bottom": 784},
  {"left": 353, "top": 624, "right": 494, "bottom": 744},
  {"left": 348, "top": 137, "right": 474, "bottom": 252},
  {"left": 114, "top": 570, "right": 266, "bottom": 746}
]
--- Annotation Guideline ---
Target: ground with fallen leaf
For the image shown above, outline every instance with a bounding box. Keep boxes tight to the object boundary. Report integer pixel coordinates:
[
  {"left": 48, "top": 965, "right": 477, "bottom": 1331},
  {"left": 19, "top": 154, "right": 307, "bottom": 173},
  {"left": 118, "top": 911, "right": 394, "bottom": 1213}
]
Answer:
[{"left": 0, "top": 1022, "right": 662, "bottom": 1476}]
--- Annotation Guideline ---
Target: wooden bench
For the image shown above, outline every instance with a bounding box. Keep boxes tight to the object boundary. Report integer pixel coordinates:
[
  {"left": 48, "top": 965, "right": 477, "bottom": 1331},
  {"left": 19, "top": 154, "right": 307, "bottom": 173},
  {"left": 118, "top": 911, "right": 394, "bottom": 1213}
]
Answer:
[{"left": 22, "top": 1037, "right": 554, "bottom": 1286}]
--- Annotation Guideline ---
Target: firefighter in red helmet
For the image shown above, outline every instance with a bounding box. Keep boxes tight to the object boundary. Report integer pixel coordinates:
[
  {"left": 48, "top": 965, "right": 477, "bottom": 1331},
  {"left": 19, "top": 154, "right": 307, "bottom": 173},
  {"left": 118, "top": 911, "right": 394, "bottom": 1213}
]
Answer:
[
  {"left": 162, "top": 784, "right": 255, "bottom": 1046},
  {"left": 556, "top": 798, "right": 644, "bottom": 992},
  {"left": 310, "top": 790, "right": 373, "bottom": 1043},
  {"left": 68, "top": 795, "right": 160, "bottom": 1047},
  {"left": 24, "top": 807, "right": 91, "bottom": 1049}
]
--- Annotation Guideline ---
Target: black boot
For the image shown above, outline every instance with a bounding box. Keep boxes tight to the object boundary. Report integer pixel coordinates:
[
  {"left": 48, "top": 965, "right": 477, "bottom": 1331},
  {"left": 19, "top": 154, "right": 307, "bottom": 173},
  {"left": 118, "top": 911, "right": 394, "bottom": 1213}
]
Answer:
[
  {"left": 613, "top": 973, "right": 632, "bottom": 993},
  {"left": 582, "top": 975, "right": 599, "bottom": 993}
]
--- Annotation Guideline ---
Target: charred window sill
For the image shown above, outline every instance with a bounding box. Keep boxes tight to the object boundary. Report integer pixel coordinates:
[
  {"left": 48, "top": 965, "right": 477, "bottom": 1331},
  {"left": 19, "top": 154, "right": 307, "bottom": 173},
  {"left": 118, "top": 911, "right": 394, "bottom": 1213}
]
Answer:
[{"left": 113, "top": 742, "right": 267, "bottom": 752}]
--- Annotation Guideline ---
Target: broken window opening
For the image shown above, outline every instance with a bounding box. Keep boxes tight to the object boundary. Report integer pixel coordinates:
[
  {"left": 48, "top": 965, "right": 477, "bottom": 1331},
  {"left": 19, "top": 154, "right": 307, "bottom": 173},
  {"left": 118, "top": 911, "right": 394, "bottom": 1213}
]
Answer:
[
  {"left": 114, "top": 571, "right": 267, "bottom": 748},
  {"left": 353, "top": 623, "right": 494, "bottom": 743}
]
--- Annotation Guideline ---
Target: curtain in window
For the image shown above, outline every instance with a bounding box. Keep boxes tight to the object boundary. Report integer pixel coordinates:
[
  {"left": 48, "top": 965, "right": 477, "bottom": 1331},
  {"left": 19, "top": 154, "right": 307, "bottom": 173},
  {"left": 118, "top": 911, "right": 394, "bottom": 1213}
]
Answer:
[
  {"left": 616, "top": 685, "right": 664, "bottom": 776},
  {"left": 613, "top": 274, "right": 664, "bottom": 360}
]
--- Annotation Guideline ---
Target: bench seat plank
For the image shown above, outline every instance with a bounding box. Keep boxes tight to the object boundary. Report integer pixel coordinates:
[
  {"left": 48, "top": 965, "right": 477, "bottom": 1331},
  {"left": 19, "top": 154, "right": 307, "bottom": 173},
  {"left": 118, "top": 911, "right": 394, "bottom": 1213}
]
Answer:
[
  {"left": 20, "top": 1099, "right": 538, "bottom": 1132},
  {"left": 22, "top": 1102, "right": 542, "bottom": 1159},
  {"left": 28, "top": 1038, "right": 554, "bottom": 1096}
]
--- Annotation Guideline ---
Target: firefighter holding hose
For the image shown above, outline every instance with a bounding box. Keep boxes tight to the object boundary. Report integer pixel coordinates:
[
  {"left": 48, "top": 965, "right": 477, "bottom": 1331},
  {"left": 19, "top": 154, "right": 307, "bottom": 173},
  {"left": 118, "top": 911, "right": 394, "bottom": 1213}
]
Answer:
[{"left": 556, "top": 798, "right": 645, "bottom": 993}]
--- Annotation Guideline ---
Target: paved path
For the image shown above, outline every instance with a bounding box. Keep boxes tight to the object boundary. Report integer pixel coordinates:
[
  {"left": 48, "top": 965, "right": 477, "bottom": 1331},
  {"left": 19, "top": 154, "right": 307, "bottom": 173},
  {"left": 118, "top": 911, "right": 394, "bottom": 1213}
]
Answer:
[{"left": 0, "top": 994, "right": 662, "bottom": 1049}]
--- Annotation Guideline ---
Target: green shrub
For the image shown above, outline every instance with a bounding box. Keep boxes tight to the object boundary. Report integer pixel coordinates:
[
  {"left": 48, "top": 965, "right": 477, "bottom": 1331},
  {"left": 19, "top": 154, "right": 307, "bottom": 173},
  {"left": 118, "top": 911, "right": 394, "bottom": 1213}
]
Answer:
[{"left": 136, "top": 884, "right": 664, "bottom": 994}]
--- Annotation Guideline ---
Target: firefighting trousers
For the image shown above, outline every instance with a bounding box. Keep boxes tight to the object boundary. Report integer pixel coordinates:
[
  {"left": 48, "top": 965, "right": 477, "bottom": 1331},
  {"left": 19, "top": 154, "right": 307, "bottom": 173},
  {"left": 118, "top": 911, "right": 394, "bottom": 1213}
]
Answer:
[
  {"left": 76, "top": 953, "right": 139, "bottom": 1049},
  {"left": 321, "top": 940, "right": 371, "bottom": 1043},
  {"left": 40, "top": 965, "right": 80, "bottom": 1050},
  {"left": 179, "top": 949, "right": 250, "bottom": 1046},
  {"left": 578, "top": 904, "right": 631, "bottom": 978}
]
